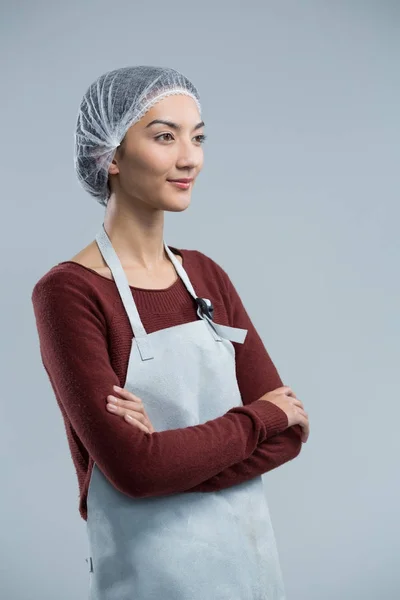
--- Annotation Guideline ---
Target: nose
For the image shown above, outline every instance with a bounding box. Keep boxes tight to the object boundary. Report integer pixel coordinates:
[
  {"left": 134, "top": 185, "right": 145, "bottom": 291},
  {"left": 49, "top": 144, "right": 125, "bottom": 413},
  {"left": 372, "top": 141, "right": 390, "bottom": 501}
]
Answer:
[{"left": 174, "top": 138, "right": 203, "bottom": 172}]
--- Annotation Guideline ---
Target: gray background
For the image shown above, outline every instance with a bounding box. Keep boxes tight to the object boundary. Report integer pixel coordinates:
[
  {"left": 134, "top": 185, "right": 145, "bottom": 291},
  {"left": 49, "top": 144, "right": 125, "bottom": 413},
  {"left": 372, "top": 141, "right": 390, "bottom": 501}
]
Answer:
[{"left": 1, "top": 1, "right": 399, "bottom": 599}]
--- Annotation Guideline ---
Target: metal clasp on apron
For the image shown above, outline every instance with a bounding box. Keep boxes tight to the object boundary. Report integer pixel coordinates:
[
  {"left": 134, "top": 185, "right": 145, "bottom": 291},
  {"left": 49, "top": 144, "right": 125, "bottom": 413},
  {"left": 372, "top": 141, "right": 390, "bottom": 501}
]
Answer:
[
  {"left": 195, "top": 297, "right": 222, "bottom": 342},
  {"left": 195, "top": 297, "right": 214, "bottom": 320}
]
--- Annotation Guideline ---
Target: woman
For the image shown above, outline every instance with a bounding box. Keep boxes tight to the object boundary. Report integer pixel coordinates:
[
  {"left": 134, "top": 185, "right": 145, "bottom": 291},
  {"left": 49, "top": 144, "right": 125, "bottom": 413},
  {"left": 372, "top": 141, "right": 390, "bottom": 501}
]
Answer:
[{"left": 32, "top": 65, "right": 309, "bottom": 600}]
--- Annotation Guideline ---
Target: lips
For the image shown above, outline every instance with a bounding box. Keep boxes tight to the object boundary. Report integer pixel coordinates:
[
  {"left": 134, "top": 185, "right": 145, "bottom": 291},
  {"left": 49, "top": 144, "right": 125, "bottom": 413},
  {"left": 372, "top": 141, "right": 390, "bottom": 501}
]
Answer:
[
  {"left": 167, "top": 178, "right": 193, "bottom": 183},
  {"left": 168, "top": 180, "right": 192, "bottom": 189}
]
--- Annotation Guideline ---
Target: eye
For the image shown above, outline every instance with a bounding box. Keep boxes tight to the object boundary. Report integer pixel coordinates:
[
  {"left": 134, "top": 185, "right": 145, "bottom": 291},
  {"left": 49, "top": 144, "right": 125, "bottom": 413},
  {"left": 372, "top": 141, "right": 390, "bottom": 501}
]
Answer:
[
  {"left": 155, "top": 133, "right": 174, "bottom": 142},
  {"left": 155, "top": 133, "right": 207, "bottom": 144}
]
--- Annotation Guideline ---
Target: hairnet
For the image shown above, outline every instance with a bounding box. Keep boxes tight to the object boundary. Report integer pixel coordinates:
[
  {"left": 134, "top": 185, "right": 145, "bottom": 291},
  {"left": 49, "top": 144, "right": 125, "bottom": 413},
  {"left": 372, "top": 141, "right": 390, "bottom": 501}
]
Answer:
[{"left": 74, "top": 65, "right": 202, "bottom": 206}]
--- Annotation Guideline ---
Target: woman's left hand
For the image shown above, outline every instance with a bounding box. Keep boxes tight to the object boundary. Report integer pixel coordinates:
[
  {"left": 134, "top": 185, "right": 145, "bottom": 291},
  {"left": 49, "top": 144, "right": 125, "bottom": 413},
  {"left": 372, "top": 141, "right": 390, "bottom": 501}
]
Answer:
[{"left": 106, "top": 385, "right": 155, "bottom": 434}]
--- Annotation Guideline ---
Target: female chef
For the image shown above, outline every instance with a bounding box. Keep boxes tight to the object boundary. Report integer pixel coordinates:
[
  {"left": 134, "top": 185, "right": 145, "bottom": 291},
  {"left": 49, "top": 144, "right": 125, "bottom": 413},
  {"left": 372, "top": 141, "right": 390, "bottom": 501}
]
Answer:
[{"left": 32, "top": 65, "right": 309, "bottom": 600}]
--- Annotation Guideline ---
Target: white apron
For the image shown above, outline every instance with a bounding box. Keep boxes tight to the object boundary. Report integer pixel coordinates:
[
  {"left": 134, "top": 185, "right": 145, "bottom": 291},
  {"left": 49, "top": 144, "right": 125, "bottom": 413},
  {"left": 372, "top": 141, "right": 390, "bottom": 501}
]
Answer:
[{"left": 85, "top": 223, "right": 286, "bottom": 600}]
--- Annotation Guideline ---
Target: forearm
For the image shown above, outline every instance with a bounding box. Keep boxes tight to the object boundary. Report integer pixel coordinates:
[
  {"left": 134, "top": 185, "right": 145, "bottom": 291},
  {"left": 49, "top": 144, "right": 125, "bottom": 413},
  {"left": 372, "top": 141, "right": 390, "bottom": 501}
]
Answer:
[{"left": 184, "top": 424, "right": 302, "bottom": 493}]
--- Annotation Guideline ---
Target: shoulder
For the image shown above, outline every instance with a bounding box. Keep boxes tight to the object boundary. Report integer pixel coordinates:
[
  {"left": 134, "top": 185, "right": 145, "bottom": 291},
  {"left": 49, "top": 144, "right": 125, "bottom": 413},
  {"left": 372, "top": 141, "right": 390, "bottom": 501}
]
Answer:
[
  {"left": 32, "top": 262, "right": 95, "bottom": 300},
  {"left": 31, "top": 264, "right": 115, "bottom": 349},
  {"left": 31, "top": 262, "right": 115, "bottom": 325}
]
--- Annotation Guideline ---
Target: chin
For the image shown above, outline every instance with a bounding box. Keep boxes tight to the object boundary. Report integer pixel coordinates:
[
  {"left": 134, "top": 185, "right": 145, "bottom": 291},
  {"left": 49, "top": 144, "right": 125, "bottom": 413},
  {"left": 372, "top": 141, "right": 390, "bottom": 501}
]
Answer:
[{"left": 162, "top": 196, "right": 192, "bottom": 213}]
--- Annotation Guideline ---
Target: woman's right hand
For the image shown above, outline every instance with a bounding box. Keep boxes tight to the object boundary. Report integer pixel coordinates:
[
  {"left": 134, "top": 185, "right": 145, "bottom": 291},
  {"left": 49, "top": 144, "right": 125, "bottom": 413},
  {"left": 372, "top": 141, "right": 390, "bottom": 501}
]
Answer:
[{"left": 258, "top": 386, "right": 310, "bottom": 443}]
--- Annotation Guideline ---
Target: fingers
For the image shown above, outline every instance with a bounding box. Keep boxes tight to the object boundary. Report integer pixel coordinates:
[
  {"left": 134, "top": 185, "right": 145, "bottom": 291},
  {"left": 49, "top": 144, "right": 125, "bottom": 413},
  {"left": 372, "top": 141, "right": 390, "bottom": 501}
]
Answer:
[
  {"left": 108, "top": 386, "right": 147, "bottom": 417},
  {"left": 296, "top": 407, "right": 308, "bottom": 419},
  {"left": 284, "top": 388, "right": 305, "bottom": 410},
  {"left": 108, "top": 394, "right": 145, "bottom": 413},
  {"left": 107, "top": 387, "right": 153, "bottom": 432},
  {"left": 123, "top": 413, "right": 151, "bottom": 434},
  {"left": 297, "top": 412, "right": 310, "bottom": 443},
  {"left": 281, "top": 387, "right": 303, "bottom": 408},
  {"left": 285, "top": 389, "right": 309, "bottom": 442},
  {"left": 107, "top": 399, "right": 150, "bottom": 426},
  {"left": 112, "top": 385, "right": 145, "bottom": 408},
  {"left": 292, "top": 398, "right": 305, "bottom": 410}
]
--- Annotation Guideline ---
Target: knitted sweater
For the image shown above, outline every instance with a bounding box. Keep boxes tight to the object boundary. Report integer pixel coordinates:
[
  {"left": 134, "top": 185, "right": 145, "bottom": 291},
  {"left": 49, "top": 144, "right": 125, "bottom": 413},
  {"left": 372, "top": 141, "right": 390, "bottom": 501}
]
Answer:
[{"left": 31, "top": 246, "right": 302, "bottom": 521}]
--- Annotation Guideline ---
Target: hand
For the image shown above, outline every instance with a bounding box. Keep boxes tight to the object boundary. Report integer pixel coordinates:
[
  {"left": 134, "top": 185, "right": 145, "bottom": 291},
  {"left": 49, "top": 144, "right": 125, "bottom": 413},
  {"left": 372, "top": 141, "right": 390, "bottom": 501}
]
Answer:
[
  {"left": 258, "top": 386, "right": 310, "bottom": 443},
  {"left": 106, "top": 385, "right": 155, "bottom": 434}
]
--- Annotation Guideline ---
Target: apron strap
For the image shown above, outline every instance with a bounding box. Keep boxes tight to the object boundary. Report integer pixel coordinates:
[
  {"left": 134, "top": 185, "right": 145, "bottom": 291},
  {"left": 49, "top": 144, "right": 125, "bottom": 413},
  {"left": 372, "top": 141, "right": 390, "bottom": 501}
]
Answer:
[
  {"left": 164, "top": 243, "right": 197, "bottom": 299},
  {"left": 95, "top": 224, "right": 154, "bottom": 361}
]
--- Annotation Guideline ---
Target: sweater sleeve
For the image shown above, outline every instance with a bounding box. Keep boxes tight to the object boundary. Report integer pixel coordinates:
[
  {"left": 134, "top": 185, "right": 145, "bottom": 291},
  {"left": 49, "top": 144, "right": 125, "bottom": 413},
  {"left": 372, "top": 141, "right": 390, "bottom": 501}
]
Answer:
[
  {"left": 31, "top": 270, "right": 289, "bottom": 499},
  {"left": 184, "top": 255, "right": 303, "bottom": 493}
]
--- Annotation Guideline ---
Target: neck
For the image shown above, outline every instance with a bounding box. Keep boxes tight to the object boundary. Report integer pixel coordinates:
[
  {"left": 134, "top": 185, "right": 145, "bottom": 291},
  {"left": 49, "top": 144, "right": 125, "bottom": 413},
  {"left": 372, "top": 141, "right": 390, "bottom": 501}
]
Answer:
[{"left": 103, "top": 193, "right": 167, "bottom": 271}]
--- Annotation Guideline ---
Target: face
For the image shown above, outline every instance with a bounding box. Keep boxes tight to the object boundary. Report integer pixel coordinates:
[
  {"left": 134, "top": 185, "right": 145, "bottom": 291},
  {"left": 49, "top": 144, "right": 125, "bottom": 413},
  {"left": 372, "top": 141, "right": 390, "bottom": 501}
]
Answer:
[{"left": 108, "top": 94, "right": 205, "bottom": 212}]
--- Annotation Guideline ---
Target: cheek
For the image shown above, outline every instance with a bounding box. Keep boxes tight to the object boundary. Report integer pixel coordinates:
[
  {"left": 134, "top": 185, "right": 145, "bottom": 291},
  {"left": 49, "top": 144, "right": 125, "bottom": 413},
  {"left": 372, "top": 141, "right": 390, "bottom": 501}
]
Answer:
[
  {"left": 118, "top": 149, "right": 170, "bottom": 198},
  {"left": 124, "top": 141, "right": 172, "bottom": 177},
  {"left": 142, "top": 146, "right": 173, "bottom": 176}
]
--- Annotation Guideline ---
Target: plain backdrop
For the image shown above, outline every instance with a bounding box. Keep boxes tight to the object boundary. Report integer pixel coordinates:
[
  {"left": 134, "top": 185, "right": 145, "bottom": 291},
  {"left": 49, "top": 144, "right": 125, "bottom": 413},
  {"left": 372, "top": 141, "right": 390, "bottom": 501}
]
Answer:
[{"left": 0, "top": 1, "right": 399, "bottom": 599}]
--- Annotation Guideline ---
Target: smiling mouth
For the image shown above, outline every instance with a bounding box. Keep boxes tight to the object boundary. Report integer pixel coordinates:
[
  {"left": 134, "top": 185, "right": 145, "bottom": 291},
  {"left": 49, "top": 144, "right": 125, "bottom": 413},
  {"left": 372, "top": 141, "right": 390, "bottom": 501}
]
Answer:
[
  {"left": 167, "top": 178, "right": 193, "bottom": 183},
  {"left": 167, "top": 180, "right": 192, "bottom": 189}
]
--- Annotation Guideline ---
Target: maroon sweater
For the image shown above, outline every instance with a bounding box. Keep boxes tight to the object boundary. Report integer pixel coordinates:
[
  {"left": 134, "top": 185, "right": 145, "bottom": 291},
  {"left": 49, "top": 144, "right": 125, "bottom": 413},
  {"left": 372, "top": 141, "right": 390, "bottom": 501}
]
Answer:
[{"left": 31, "top": 246, "right": 302, "bottom": 521}]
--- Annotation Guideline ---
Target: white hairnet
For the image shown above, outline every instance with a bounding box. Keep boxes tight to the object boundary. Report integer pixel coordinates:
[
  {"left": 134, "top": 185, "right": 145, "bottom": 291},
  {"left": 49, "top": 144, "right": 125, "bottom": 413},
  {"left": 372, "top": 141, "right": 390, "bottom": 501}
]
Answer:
[{"left": 74, "top": 65, "right": 202, "bottom": 206}]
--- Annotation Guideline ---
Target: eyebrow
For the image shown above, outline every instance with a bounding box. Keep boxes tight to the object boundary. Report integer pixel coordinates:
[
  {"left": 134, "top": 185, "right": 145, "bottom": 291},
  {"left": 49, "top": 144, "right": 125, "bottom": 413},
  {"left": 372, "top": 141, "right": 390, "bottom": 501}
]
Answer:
[{"left": 145, "top": 119, "right": 205, "bottom": 131}]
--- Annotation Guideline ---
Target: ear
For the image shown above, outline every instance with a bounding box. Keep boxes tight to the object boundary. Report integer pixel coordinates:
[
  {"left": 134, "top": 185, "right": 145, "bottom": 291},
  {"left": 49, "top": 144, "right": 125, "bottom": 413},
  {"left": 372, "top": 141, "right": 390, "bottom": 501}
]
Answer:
[
  {"left": 108, "top": 143, "right": 124, "bottom": 175},
  {"left": 108, "top": 157, "right": 119, "bottom": 176}
]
